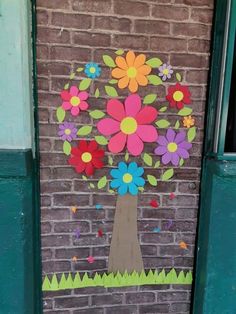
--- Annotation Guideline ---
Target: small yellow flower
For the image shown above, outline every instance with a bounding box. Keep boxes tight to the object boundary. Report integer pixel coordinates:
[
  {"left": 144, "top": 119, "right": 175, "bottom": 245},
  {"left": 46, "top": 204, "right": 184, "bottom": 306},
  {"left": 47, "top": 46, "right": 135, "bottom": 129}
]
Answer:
[
  {"left": 183, "top": 115, "right": 195, "bottom": 128},
  {"left": 71, "top": 206, "right": 77, "bottom": 213}
]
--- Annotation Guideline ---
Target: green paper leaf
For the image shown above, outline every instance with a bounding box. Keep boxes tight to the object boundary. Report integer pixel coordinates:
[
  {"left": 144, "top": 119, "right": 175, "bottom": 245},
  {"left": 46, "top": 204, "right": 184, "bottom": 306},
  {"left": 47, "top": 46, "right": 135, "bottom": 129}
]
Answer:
[
  {"left": 143, "top": 94, "right": 157, "bottom": 105},
  {"left": 82, "top": 175, "right": 88, "bottom": 180},
  {"left": 98, "top": 176, "right": 107, "bottom": 189},
  {"left": 95, "top": 88, "right": 100, "bottom": 98},
  {"left": 105, "top": 85, "right": 118, "bottom": 97},
  {"left": 64, "top": 83, "right": 69, "bottom": 89},
  {"left": 70, "top": 72, "right": 76, "bottom": 80},
  {"left": 115, "top": 49, "right": 124, "bottom": 55},
  {"left": 147, "top": 175, "right": 157, "bottom": 186},
  {"left": 155, "top": 119, "right": 170, "bottom": 128},
  {"left": 143, "top": 153, "right": 153, "bottom": 166},
  {"left": 175, "top": 120, "right": 180, "bottom": 129},
  {"left": 108, "top": 189, "right": 115, "bottom": 194},
  {"left": 63, "top": 141, "right": 71, "bottom": 156},
  {"left": 125, "top": 152, "right": 129, "bottom": 161},
  {"left": 95, "top": 136, "right": 108, "bottom": 145},
  {"left": 138, "top": 187, "right": 144, "bottom": 192},
  {"left": 77, "top": 125, "right": 92, "bottom": 136},
  {"left": 89, "top": 110, "right": 105, "bottom": 119},
  {"left": 178, "top": 107, "right": 193, "bottom": 116},
  {"left": 79, "top": 78, "right": 92, "bottom": 91},
  {"left": 56, "top": 107, "right": 65, "bottom": 123},
  {"left": 103, "top": 55, "right": 116, "bottom": 68},
  {"left": 76, "top": 67, "right": 84, "bottom": 72},
  {"left": 159, "top": 106, "right": 167, "bottom": 112},
  {"left": 59, "top": 273, "right": 67, "bottom": 289},
  {"left": 154, "top": 161, "right": 160, "bottom": 168},
  {"left": 108, "top": 156, "right": 113, "bottom": 166},
  {"left": 146, "top": 58, "right": 162, "bottom": 68},
  {"left": 162, "top": 168, "right": 174, "bottom": 181},
  {"left": 187, "top": 126, "right": 196, "bottom": 142},
  {"left": 179, "top": 158, "right": 184, "bottom": 166},
  {"left": 89, "top": 183, "right": 95, "bottom": 189},
  {"left": 147, "top": 75, "right": 163, "bottom": 86},
  {"left": 176, "top": 72, "right": 182, "bottom": 82},
  {"left": 109, "top": 79, "right": 118, "bottom": 84},
  {"left": 50, "top": 274, "right": 59, "bottom": 290}
]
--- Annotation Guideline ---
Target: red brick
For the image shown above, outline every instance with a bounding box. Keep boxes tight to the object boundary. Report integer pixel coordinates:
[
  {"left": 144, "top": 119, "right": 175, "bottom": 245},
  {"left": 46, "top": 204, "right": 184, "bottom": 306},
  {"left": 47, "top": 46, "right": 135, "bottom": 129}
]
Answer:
[
  {"left": 170, "top": 53, "right": 208, "bottom": 68},
  {"left": 37, "top": 45, "right": 49, "bottom": 60},
  {"left": 37, "top": 9, "right": 49, "bottom": 25},
  {"left": 191, "top": 8, "right": 213, "bottom": 23},
  {"left": 150, "top": 36, "right": 187, "bottom": 52},
  {"left": 134, "top": 20, "right": 170, "bottom": 35},
  {"left": 54, "top": 296, "right": 89, "bottom": 308},
  {"left": 37, "top": 0, "right": 70, "bottom": 9},
  {"left": 152, "top": 5, "right": 189, "bottom": 20},
  {"left": 50, "top": 46, "right": 91, "bottom": 62},
  {"left": 112, "top": 35, "right": 149, "bottom": 50},
  {"left": 72, "top": 0, "right": 112, "bottom": 13},
  {"left": 37, "top": 27, "right": 70, "bottom": 44},
  {"left": 72, "top": 32, "right": 111, "bottom": 47},
  {"left": 172, "top": 23, "right": 210, "bottom": 38},
  {"left": 51, "top": 12, "right": 92, "bottom": 29},
  {"left": 175, "top": 0, "right": 214, "bottom": 7},
  {"left": 114, "top": 1, "right": 150, "bottom": 17},
  {"left": 94, "top": 16, "right": 131, "bottom": 33},
  {"left": 188, "top": 38, "right": 210, "bottom": 53}
]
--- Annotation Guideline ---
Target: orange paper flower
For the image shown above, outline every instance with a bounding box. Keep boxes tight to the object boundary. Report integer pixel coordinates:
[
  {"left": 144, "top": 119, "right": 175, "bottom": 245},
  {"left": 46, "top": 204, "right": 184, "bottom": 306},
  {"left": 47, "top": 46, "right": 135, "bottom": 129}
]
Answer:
[
  {"left": 112, "top": 51, "right": 151, "bottom": 93},
  {"left": 183, "top": 115, "right": 195, "bottom": 128}
]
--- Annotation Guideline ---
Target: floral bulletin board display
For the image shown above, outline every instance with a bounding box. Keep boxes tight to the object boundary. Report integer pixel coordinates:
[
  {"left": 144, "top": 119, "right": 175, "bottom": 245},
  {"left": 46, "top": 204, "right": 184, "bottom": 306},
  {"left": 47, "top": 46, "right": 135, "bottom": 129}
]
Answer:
[{"left": 43, "top": 50, "right": 196, "bottom": 291}]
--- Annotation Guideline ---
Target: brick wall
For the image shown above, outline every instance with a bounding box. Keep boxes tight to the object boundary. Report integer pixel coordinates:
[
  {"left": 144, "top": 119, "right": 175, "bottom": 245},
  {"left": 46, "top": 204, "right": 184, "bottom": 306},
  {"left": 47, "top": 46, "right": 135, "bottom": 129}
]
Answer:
[{"left": 37, "top": 0, "right": 214, "bottom": 313}]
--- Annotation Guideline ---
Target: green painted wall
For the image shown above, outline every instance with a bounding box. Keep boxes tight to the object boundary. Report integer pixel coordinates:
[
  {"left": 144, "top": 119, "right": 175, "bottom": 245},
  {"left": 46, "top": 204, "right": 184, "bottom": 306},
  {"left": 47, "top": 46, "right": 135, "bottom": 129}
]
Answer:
[
  {"left": 0, "top": 0, "right": 41, "bottom": 313},
  {"left": 0, "top": 0, "right": 33, "bottom": 149}
]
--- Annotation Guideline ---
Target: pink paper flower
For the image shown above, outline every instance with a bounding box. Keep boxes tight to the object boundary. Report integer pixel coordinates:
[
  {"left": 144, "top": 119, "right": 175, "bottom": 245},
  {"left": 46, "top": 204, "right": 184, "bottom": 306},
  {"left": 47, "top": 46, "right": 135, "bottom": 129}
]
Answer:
[
  {"left": 97, "top": 94, "right": 158, "bottom": 156},
  {"left": 60, "top": 86, "right": 89, "bottom": 116}
]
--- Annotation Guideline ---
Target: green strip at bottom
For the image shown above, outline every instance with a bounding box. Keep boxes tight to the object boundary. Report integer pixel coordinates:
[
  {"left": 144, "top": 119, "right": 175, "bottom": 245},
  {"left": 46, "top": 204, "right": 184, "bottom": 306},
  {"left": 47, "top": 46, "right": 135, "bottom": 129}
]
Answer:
[{"left": 42, "top": 269, "right": 192, "bottom": 291}]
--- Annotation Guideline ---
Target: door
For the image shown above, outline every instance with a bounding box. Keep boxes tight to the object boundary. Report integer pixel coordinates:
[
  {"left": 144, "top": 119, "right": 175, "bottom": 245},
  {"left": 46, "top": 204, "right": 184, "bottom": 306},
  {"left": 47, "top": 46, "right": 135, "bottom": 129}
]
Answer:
[{"left": 193, "top": 0, "right": 236, "bottom": 313}]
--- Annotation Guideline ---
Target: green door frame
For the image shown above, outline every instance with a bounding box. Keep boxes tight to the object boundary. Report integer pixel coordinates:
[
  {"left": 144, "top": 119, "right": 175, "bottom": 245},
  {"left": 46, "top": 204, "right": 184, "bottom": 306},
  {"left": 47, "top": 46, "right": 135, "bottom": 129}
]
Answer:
[
  {"left": 193, "top": 0, "right": 236, "bottom": 313},
  {"left": 0, "top": 0, "right": 42, "bottom": 313}
]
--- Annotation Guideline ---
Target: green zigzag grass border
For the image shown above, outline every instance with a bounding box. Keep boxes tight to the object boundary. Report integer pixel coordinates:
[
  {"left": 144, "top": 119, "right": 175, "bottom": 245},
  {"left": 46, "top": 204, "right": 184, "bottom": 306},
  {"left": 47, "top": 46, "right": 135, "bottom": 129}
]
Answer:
[{"left": 42, "top": 268, "right": 192, "bottom": 291}]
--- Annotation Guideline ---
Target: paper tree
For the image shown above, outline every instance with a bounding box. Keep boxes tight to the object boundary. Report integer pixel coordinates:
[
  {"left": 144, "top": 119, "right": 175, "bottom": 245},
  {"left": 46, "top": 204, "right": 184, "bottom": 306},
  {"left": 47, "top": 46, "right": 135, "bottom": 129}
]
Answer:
[{"left": 56, "top": 50, "right": 196, "bottom": 274}]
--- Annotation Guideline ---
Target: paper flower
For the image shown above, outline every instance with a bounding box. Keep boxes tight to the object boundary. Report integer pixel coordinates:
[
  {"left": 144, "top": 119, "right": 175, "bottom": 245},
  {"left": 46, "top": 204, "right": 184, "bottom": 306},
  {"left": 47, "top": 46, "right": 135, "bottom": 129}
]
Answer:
[
  {"left": 87, "top": 256, "right": 95, "bottom": 263},
  {"left": 68, "top": 140, "right": 104, "bottom": 176},
  {"left": 84, "top": 62, "right": 101, "bottom": 79},
  {"left": 154, "top": 129, "right": 192, "bottom": 166},
  {"left": 166, "top": 83, "right": 191, "bottom": 109},
  {"left": 158, "top": 63, "right": 173, "bottom": 81},
  {"left": 58, "top": 122, "right": 77, "bottom": 142},
  {"left": 61, "top": 86, "right": 89, "bottom": 116},
  {"left": 110, "top": 161, "right": 145, "bottom": 195},
  {"left": 111, "top": 50, "right": 151, "bottom": 93},
  {"left": 97, "top": 94, "right": 158, "bottom": 156},
  {"left": 183, "top": 115, "right": 195, "bottom": 128}
]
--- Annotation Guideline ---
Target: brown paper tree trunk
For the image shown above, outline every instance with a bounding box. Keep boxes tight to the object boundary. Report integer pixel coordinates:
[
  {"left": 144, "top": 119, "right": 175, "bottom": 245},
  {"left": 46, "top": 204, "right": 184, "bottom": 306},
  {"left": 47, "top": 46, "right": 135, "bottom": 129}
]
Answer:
[{"left": 108, "top": 194, "right": 144, "bottom": 273}]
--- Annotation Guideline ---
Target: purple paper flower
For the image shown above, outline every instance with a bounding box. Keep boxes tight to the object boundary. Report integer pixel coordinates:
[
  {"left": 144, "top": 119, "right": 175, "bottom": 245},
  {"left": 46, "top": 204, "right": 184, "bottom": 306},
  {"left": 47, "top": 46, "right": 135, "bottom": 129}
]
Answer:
[
  {"left": 154, "top": 129, "right": 192, "bottom": 166},
  {"left": 158, "top": 63, "right": 173, "bottom": 81},
  {"left": 58, "top": 122, "right": 77, "bottom": 142}
]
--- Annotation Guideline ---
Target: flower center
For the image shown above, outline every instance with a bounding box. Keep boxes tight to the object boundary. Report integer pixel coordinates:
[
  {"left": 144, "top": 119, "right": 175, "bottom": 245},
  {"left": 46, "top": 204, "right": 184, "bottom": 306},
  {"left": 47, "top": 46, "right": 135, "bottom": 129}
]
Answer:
[
  {"left": 123, "top": 173, "right": 133, "bottom": 183},
  {"left": 120, "top": 117, "right": 138, "bottom": 135},
  {"left": 127, "top": 67, "right": 137, "bottom": 78},
  {"left": 81, "top": 152, "right": 92, "bottom": 163},
  {"left": 89, "top": 66, "right": 96, "bottom": 73},
  {"left": 167, "top": 142, "right": 178, "bottom": 153},
  {"left": 70, "top": 96, "right": 81, "bottom": 106},
  {"left": 64, "top": 128, "right": 71, "bottom": 135},
  {"left": 173, "top": 91, "right": 184, "bottom": 102},
  {"left": 163, "top": 69, "right": 169, "bottom": 75}
]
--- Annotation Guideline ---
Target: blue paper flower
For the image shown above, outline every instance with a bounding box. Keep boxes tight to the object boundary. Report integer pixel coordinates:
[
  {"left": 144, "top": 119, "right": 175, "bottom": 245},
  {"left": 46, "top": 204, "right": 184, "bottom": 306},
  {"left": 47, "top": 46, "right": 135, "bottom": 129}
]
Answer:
[
  {"left": 110, "top": 162, "right": 145, "bottom": 196},
  {"left": 84, "top": 62, "right": 101, "bottom": 79}
]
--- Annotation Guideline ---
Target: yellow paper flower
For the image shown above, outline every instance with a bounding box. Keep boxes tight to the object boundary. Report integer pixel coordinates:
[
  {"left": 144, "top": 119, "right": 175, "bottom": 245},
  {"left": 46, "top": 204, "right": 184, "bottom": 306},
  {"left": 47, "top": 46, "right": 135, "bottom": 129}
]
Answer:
[
  {"left": 183, "top": 115, "right": 195, "bottom": 128},
  {"left": 112, "top": 51, "right": 151, "bottom": 93}
]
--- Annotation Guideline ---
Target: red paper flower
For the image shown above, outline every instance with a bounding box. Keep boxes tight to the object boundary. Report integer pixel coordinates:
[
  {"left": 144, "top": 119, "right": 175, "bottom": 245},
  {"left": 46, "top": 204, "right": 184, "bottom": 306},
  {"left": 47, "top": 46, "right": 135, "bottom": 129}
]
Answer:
[
  {"left": 68, "top": 140, "right": 104, "bottom": 176},
  {"left": 166, "top": 83, "right": 191, "bottom": 109}
]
